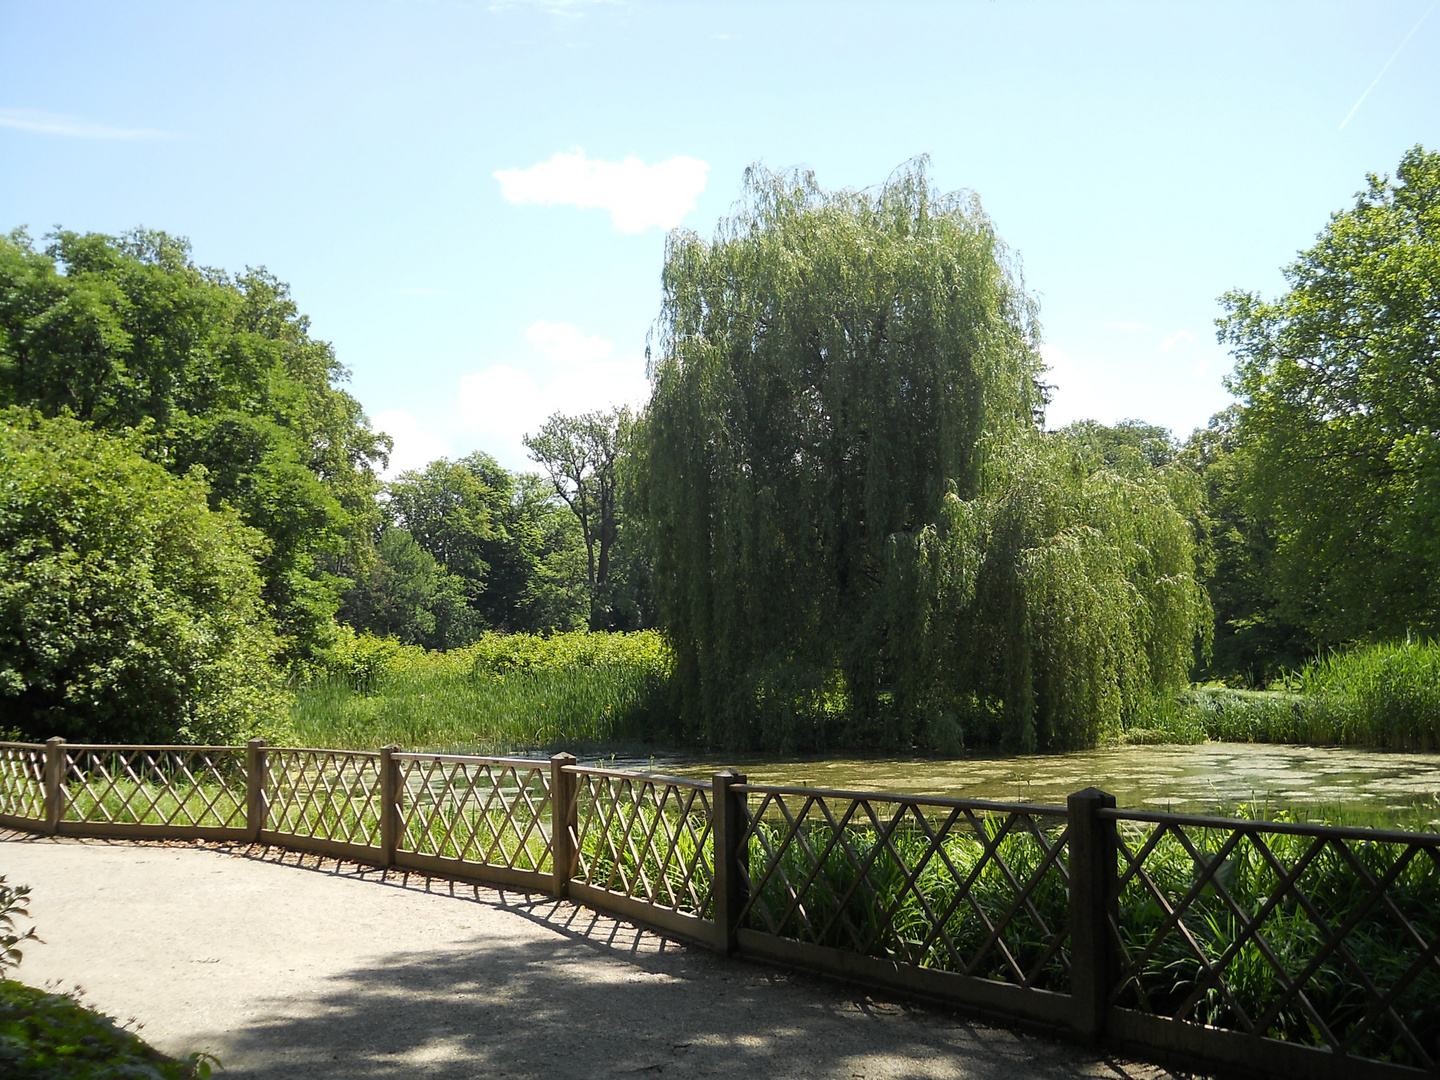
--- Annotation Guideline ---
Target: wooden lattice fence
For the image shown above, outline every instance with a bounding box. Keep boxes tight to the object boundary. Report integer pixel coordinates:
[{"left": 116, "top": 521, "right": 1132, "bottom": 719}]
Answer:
[{"left": 2, "top": 738, "right": 1437, "bottom": 1080}]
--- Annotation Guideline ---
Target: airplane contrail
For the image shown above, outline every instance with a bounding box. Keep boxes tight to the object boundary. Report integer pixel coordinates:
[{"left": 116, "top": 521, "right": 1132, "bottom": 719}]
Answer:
[{"left": 1340, "top": 0, "right": 1438, "bottom": 129}]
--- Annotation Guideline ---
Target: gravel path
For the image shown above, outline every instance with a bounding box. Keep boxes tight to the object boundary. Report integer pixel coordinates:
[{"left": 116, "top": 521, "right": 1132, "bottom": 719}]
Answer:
[{"left": 1, "top": 835, "right": 1194, "bottom": 1079}]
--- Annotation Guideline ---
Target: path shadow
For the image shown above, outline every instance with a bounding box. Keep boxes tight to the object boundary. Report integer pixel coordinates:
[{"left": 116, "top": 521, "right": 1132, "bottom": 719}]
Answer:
[{"left": 220, "top": 933, "right": 1172, "bottom": 1080}]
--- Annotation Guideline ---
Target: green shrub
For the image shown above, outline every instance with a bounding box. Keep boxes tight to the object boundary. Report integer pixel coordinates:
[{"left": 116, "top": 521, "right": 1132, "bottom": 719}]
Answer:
[
  {"left": 0, "top": 980, "right": 217, "bottom": 1078},
  {"left": 0, "top": 409, "right": 290, "bottom": 744},
  {"left": 0, "top": 876, "right": 38, "bottom": 975}
]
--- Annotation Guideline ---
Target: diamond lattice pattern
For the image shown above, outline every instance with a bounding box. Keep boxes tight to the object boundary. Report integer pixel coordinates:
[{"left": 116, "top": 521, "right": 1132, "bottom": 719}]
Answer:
[
  {"left": 266, "top": 750, "right": 381, "bottom": 847},
  {"left": 738, "top": 790, "right": 1072, "bottom": 990},
  {"left": 573, "top": 772, "right": 713, "bottom": 917},
  {"left": 398, "top": 757, "right": 553, "bottom": 873},
  {"left": 0, "top": 746, "right": 44, "bottom": 820},
  {"left": 1109, "top": 818, "right": 1440, "bottom": 1070},
  {"left": 62, "top": 748, "right": 247, "bottom": 828}
]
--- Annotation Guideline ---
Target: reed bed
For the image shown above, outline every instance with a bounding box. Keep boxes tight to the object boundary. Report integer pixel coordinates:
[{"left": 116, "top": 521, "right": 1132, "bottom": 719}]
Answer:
[{"left": 290, "top": 630, "right": 671, "bottom": 750}]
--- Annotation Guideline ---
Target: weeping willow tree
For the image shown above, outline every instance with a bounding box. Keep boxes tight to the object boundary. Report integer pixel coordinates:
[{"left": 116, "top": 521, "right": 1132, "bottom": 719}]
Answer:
[{"left": 645, "top": 161, "right": 1209, "bottom": 751}]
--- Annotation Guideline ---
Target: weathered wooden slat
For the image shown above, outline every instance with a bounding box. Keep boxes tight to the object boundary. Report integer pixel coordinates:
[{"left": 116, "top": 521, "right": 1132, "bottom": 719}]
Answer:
[
  {"left": 1107, "top": 1008, "right": 1427, "bottom": 1080},
  {"left": 735, "top": 928, "right": 1074, "bottom": 1029},
  {"left": 256, "top": 831, "right": 382, "bottom": 864},
  {"left": 567, "top": 881, "right": 718, "bottom": 949},
  {"left": 55, "top": 821, "right": 250, "bottom": 842},
  {"left": 395, "top": 851, "right": 551, "bottom": 894},
  {"left": 0, "top": 811, "right": 45, "bottom": 830}
]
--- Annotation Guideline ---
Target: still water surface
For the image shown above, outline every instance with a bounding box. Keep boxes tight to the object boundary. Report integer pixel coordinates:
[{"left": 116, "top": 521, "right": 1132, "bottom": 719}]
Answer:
[{"left": 577, "top": 743, "right": 1440, "bottom": 829}]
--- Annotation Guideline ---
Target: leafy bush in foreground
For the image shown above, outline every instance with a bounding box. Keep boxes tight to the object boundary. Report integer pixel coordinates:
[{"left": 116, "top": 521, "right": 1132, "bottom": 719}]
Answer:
[{"left": 0, "top": 980, "right": 216, "bottom": 1079}]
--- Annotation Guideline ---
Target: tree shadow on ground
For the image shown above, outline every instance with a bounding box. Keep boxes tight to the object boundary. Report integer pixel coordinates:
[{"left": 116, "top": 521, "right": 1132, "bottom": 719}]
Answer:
[{"left": 209, "top": 845, "right": 1189, "bottom": 1080}]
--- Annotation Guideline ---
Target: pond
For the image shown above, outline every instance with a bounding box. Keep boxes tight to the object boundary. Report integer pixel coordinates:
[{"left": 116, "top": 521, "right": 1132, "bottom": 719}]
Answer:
[{"left": 581, "top": 742, "right": 1440, "bottom": 830}]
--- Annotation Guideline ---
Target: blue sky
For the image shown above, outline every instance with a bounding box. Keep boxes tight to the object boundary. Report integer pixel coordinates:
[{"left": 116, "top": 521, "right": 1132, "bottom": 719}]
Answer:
[{"left": 2, "top": 1, "right": 1437, "bottom": 473}]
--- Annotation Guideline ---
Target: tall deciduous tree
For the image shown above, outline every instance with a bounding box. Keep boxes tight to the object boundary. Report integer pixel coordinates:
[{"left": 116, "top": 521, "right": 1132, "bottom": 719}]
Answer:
[
  {"left": 0, "top": 228, "right": 388, "bottom": 663},
  {"left": 1220, "top": 145, "right": 1440, "bottom": 647},
  {"left": 524, "top": 407, "right": 634, "bottom": 627},
  {"left": 647, "top": 162, "right": 1208, "bottom": 751}
]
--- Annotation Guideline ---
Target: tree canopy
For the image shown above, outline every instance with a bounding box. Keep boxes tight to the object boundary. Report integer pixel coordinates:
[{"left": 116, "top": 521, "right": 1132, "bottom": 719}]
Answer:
[
  {"left": 0, "top": 228, "right": 388, "bottom": 662},
  {"left": 1220, "top": 144, "right": 1440, "bottom": 649},
  {"left": 0, "top": 408, "right": 287, "bottom": 743},
  {"left": 645, "top": 161, "right": 1209, "bottom": 750}
]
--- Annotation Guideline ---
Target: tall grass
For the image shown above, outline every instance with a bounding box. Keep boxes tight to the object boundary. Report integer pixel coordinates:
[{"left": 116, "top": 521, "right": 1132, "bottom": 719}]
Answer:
[
  {"left": 289, "top": 630, "right": 672, "bottom": 750},
  {"left": 1302, "top": 638, "right": 1440, "bottom": 749},
  {"left": 1122, "top": 639, "right": 1440, "bottom": 750}
]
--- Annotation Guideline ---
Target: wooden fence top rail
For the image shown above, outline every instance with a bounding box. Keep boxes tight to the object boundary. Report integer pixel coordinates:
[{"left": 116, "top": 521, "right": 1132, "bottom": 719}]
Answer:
[
  {"left": 1100, "top": 805, "right": 1440, "bottom": 844},
  {"left": 0, "top": 742, "right": 45, "bottom": 750},
  {"left": 393, "top": 752, "right": 550, "bottom": 768},
  {"left": 563, "top": 764, "right": 712, "bottom": 790},
  {"left": 734, "top": 782, "right": 1071, "bottom": 817},
  {"left": 60, "top": 744, "right": 249, "bottom": 754},
  {"left": 264, "top": 746, "right": 381, "bottom": 758}
]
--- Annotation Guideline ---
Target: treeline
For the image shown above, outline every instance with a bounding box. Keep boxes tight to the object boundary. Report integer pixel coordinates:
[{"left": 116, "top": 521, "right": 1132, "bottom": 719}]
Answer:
[
  {"left": 3, "top": 146, "right": 1437, "bottom": 751},
  {"left": 341, "top": 409, "right": 653, "bottom": 651},
  {"left": 0, "top": 228, "right": 643, "bottom": 743}
]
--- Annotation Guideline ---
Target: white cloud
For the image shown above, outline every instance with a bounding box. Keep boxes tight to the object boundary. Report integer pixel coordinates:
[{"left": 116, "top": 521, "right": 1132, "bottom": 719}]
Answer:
[
  {"left": 1159, "top": 330, "right": 1196, "bottom": 352},
  {"left": 373, "top": 409, "right": 453, "bottom": 479},
  {"left": 525, "top": 320, "right": 613, "bottom": 362},
  {"left": 1040, "top": 343, "right": 1109, "bottom": 429},
  {"left": 0, "top": 107, "right": 174, "bottom": 140},
  {"left": 494, "top": 149, "right": 710, "bottom": 233},
  {"left": 457, "top": 322, "right": 649, "bottom": 468}
]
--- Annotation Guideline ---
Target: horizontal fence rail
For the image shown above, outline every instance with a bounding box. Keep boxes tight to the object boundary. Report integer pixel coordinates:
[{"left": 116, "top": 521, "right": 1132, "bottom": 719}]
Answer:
[{"left": 2, "top": 739, "right": 1437, "bottom": 1079}]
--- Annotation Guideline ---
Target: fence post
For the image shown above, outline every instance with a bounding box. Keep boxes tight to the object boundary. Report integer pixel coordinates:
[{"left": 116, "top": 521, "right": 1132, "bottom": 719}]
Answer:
[
  {"left": 1068, "top": 786, "right": 1118, "bottom": 1043},
  {"left": 43, "top": 737, "right": 65, "bottom": 835},
  {"left": 711, "top": 769, "right": 748, "bottom": 956},
  {"left": 245, "top": 739, "right": 267, "bottom": 842},
  {"left": 550, "top": 753, "right": 578, "bottom": 899},
  {"left": 379, "top": 744, "right": 401, "bottom": 868}
]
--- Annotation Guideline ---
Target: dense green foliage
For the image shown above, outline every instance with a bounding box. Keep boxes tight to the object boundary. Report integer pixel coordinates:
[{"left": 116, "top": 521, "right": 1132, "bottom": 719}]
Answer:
[
  {"left": 646, "top": 162, "right": 1208, "bottom": 751},
  {"left": 357, "top": 453, "right": 591, "bottom": 643},
  {"left": 1302, "top": 638, "right": 1440, "bottom": 749},
  {"left": 889, "top": 433, "right": 1209, "bottom": 752},
  {"left": 8, "top": 148, "right": 1440, "bottom": 752},
  {"left": 0, "top": 228, "right": 387, "bottom": 664},
  {"left": 291, "top": 629, "right": 669, "bottom": 749},
  {"left": 0, "top": 409, "right": 287, "bottom": 743},
  {"left": 1219, "top": 145, "right": 1440, "bottom": 653},
  {"left": 0, "top": 980, "right": 215, "bottom": 1079}
]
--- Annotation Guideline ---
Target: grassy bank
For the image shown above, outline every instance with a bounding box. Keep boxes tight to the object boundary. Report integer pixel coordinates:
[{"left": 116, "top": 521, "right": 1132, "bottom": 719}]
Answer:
[
  {"left": 289, "top": 629, "right": 671, "bottom": 750},
  {"left": 1123, "top": 639, "right": 1440, "bottom": 750},
  {"left": 290, "top": 631, "right": 1440, "bottom": 755}
]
